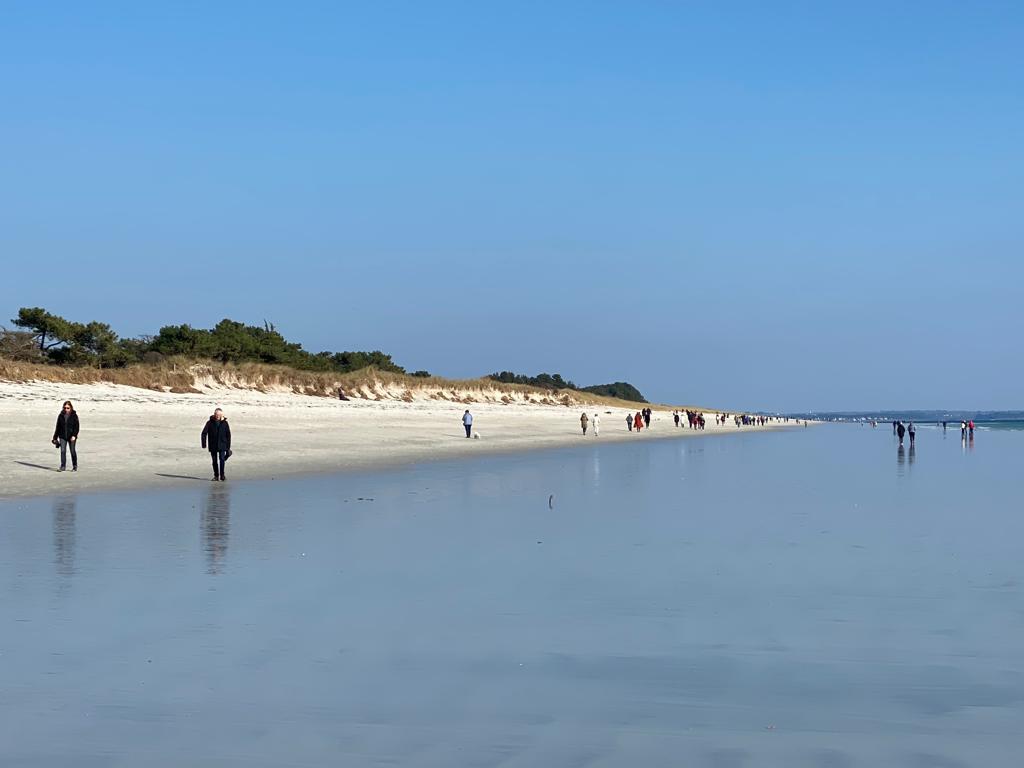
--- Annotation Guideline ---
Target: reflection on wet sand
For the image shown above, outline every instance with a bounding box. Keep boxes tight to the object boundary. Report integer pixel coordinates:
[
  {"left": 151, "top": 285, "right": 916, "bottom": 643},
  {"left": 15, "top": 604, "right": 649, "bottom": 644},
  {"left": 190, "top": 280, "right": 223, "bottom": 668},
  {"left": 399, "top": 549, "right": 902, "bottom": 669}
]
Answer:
[
  {"left": 201, "top": 484, "right": 231, "bottom": 574},
  {"left": 52, "top": 496, "right": 76, "bottom": 580}
]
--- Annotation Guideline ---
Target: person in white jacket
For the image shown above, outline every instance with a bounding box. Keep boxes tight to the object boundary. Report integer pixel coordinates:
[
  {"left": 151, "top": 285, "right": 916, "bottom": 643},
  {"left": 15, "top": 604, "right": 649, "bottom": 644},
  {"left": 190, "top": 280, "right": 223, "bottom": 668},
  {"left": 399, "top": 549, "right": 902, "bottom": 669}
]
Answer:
[{"left": 592, "top": 413, "right": 600, "bottom": 437}]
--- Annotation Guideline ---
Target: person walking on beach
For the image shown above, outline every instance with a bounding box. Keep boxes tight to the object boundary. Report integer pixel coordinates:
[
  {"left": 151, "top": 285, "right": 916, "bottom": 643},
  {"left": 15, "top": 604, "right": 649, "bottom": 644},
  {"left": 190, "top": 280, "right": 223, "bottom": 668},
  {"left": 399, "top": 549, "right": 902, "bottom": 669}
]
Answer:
[
  {"left": 634, "top": 412, "right": 643, "bottom": 432},
  {"left": 626, "top": 413, "right": 633, "bottom": 432},
  {"left": 201, "top": 409, "right": 232, "bottom": 481},
  {"left": 462, "top": 409, "right": 473, "bottom": 438},
  {"left": 969, "top": 420, "right": 975, "bottom": 439},
  {"left": 51, "top": 400, "right": 80, "bottom": 472},
  {"left": 960, "top": 420, "right": 967, "bottom": 439},
  {"left": 673, "top": 410, "right": 680, "bottom": 428},
  {"left": 908, "top": 421, "right": 916, "bottom": 446},
  {"left": 592, "top": 413, "right": 600, "bottom": 437},
  {"left": 643, "top": 408, "right": 651, "bottom": 429},
  {"left": 580, "top": 412, "right": 589, "bottom": 436},
  {"left": 896, "top": 420, "right": 906, "bottom": 447}
]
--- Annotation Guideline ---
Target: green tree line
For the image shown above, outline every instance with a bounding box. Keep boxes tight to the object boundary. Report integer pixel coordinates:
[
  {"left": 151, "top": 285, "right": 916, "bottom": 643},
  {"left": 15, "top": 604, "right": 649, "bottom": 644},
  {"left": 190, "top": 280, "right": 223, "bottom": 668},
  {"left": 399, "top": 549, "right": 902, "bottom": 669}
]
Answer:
[
  {"left": 3, "top": 308, "right": 409, "bottom": 375},
  {"left": 487, "top": 371, "right": 647, "bottom": 403}
]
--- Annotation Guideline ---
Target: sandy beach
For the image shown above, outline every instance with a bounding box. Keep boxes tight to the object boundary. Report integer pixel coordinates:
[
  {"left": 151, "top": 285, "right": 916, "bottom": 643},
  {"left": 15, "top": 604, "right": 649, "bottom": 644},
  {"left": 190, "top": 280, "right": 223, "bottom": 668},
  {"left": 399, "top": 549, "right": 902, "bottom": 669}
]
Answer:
[{"left": 0, "top": 380, "right": 787, "bottom": 499}]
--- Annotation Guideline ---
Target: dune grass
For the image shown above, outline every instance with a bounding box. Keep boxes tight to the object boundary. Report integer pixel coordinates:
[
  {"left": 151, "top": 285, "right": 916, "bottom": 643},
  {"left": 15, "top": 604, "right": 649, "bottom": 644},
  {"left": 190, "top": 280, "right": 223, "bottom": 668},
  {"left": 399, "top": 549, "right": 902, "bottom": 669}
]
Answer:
[{"left": 0, "top": 356, "right": 687, "bottom": 410}]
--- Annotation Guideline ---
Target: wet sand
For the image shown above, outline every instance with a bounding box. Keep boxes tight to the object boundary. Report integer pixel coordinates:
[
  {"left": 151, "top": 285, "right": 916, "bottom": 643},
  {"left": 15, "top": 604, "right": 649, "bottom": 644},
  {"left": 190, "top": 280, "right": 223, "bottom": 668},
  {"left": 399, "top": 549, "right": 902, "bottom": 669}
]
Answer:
[{"left": 2, "top": 426, "right": 1021, "bottom": 766}]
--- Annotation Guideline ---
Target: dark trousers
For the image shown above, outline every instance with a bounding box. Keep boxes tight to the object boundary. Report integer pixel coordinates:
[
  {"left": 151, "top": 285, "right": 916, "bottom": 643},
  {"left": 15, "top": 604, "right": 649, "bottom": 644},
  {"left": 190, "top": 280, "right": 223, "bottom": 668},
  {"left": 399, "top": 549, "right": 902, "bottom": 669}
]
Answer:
[
  {"left": 59, "top": 438, "right": 77, "bottom": 469},
  {"left": 210, "top": 450, "right": 228, "bottom": 478},
  {"left": 464, "top": 424, "right": 472, "bottom": 438}
]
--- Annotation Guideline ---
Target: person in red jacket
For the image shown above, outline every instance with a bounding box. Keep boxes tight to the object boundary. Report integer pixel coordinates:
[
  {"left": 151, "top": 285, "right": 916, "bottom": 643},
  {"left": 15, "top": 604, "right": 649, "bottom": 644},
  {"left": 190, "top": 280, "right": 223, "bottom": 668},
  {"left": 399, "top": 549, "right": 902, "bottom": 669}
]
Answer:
[{"left": 634, "top": 412, "right": 643, "bottom": 432}]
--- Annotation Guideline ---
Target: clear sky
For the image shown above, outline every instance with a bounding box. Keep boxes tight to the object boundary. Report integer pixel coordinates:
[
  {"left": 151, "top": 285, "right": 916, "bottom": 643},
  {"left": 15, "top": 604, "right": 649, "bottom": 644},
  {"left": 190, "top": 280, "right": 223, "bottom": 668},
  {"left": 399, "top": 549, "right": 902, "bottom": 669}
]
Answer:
[{"left": 2, "top": 2, "right": 1021, "bottom": 411}]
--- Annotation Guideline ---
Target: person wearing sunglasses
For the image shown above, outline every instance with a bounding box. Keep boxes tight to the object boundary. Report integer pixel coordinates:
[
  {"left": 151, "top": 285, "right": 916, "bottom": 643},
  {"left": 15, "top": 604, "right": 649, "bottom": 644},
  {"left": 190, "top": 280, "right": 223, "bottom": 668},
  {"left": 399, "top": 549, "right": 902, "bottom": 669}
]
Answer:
[{"left": 51, "top": 400, "right": 80, "bottom": 472}]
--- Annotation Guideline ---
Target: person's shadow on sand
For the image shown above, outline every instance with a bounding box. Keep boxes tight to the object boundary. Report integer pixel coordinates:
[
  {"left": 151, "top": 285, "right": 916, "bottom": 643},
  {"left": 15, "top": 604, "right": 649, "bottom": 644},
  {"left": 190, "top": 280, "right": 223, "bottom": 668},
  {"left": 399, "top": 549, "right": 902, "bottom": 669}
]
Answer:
[
  {"left": 14, "top": 461, "right": 60, "bottom": 473},
  {"left": 155, "top": 472, "right": 208, "bottom": 482}
]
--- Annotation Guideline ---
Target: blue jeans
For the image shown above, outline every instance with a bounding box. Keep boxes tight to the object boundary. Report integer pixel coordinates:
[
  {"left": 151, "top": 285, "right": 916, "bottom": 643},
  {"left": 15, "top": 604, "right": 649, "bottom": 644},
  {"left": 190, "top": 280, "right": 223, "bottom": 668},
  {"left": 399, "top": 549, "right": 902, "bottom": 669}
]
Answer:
[
  {"left": 210, "top": 450, "right": 228, "bottom": 478},
  {"left": 60, "top": 438, "right": 77, "bottom": 469}
]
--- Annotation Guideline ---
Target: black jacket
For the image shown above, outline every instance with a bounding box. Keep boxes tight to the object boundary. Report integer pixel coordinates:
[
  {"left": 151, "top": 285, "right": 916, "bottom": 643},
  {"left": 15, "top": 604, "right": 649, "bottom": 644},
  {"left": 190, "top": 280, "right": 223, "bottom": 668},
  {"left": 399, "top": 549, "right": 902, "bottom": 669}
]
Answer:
[
  {"left": 53, "top": 411, "right": 80, "bottom": 441},
  {"left": 201, "top": 417, "right": 232, "bottom": 452}
]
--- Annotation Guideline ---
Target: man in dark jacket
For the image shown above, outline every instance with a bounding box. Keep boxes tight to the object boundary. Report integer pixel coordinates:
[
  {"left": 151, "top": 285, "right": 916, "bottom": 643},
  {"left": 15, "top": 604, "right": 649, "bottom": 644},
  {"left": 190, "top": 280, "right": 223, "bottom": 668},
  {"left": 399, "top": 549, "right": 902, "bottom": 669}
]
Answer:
[
  {"left": 52, "top": 400, "right": 80, "bottom": 471},
  {"left": 201, "top": 408, "right": 232, "bottom": 481}
]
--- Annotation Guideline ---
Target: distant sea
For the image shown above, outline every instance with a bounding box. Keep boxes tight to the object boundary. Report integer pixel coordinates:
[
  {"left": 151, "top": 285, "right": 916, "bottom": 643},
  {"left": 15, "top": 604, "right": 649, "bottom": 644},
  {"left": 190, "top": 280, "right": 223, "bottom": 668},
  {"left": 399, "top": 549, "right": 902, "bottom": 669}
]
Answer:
[
  {"left": 788, "top": 409, "right": 1024, "bottom": 431},
  {"left": 978, "top": 419, "right": 1024, "bottom": 431}
]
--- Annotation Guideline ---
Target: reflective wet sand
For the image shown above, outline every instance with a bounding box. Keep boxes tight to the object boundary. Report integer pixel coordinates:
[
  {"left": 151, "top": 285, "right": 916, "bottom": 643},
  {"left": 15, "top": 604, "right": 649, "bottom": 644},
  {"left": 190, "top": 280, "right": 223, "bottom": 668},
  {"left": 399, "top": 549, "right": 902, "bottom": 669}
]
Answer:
[{"left": 2, "top": 426, "right": 1022, "bottom": 766}]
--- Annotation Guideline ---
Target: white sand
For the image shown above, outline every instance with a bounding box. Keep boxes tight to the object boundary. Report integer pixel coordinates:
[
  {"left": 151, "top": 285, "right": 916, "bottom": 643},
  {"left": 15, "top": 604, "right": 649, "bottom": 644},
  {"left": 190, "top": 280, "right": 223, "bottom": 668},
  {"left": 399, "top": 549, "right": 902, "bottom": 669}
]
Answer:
[{"left": 0, "top": 380, "right": 788, "bottom": 498}]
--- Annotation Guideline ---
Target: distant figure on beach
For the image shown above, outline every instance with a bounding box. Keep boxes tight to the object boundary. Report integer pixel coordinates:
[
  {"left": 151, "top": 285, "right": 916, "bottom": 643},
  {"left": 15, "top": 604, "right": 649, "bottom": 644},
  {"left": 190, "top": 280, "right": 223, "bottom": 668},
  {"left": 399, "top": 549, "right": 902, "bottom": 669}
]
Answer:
[
  {"left": 626, "top": 413, "right": 633, "bottom": 432},
  {"left": 201, "top": 408, "right": 232, "bottom": 481},
  {"left": 580, "top": 412, "right": 589, "bottom": 436},
  {"left": 908, "top": 421, "right": 916, "bottom": 446},
  {"left": 462, "top": 409, "right": 473, "bottom": 438},
  {"left": 969, "top": 420, "right": 975, "bottom": 439},
  {"left": 942, "top": 421, "right": 947, "bottom": 432},
  {"left": 51, "top": 400, "right": 80, "bottom": 472},
  {"left": 337, "top": 387, "right": 350, "bottom": 401},
  {"left": 673, "top": 410, "right": 680, "bottom": 428},
  {"left": 892, "top": 420, "right": 897, "bottom": 435},
  {"left": 960, "top": 420, "right": 967, "bottom": 438},
  {"left": 592, "top": 413, "right": 600, "bottom": 437},
  {"left": 643, "top": 408, "right": 651, "bottom": 429},
  {"left": 634, "top": 412, "right": 643, "bottom": 432},
  {"left": 896, "top": 420, "right": 906, "bottom": 446}
]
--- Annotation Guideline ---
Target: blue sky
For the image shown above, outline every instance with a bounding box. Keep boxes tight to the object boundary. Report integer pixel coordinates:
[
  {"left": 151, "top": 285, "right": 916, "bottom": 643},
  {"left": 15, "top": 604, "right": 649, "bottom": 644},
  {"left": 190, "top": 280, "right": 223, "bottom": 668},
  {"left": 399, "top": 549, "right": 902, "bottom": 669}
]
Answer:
[{"left": 2, "top": 2, "right": 1021, "bottom": 411}]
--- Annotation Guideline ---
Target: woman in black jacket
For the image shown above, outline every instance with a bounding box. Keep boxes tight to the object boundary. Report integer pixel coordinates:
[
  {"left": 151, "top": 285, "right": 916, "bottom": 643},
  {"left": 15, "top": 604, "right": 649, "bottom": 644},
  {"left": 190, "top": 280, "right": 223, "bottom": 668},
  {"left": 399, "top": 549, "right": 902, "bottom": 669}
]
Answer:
[{"left": 52, "top": 400, "right": 80, "bottom": 471}]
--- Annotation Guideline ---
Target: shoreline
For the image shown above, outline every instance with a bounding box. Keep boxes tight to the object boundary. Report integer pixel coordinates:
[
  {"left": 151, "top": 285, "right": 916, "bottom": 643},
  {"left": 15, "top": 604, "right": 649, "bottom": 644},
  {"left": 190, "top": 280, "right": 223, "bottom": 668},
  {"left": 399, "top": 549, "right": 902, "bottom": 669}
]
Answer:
[{"left": 0, "top": 380, "right": 794, "bottom": 500}]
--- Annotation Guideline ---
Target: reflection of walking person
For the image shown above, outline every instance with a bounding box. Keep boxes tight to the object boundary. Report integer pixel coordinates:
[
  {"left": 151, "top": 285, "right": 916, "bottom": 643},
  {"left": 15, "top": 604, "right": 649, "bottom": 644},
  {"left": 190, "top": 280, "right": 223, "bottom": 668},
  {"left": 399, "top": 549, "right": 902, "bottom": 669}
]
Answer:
[
  {"left": 52, "top": 400, "right": 80, "bottom": 471},
  {"left": 201, "top": 408, "right": 232, "bottom": 481},
  {"left": 202, "top": 484, "right": 231, "bottom": 575},
  {"left": 592, "top": 413, "right": 600, "bottom": 437},
  {"left": 580, "top": 412, "right": 589, "bottom": 436},
  {"left": 462, "top": 409, "right": 473, "bottom": 438}
]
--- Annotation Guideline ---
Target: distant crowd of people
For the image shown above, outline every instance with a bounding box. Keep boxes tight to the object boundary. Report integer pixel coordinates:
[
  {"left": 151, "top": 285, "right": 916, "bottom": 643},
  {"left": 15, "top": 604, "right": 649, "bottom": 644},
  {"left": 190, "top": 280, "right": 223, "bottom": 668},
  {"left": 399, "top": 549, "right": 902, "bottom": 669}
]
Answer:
[
  {"left": 888, "top": 418, "right": 978, "bottom": 452},
  {"left": 626, "top": 408, "right": 654, "bottom": 432},
  {"left": 586, "top": 408, "right": 781, "bottom": 435}
]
